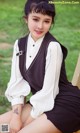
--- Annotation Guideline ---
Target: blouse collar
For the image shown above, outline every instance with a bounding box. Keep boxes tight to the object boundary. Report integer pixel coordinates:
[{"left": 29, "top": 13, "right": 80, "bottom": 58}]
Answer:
[{"left": 28, "top": 33, "right": 45, "bottom": 46}]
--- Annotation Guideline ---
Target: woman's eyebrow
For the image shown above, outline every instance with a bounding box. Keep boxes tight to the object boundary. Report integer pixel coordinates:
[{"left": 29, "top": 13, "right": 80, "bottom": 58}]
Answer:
[
  {"left": 32, "top": 16, "right": 51, "bottom": 20},
  {"left": 32, "top": 16, "right": 40, "bottom": 18},
  {"left": 45, "top": 18, "right": 51, "bottom": 21}
]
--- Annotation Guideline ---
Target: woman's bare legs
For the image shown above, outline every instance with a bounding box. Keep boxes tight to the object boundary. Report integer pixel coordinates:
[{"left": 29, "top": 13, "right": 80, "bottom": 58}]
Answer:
[
  {"left": 18, "top": 113, "right": 62, "bottom": 133},
  {"left": 0, "top": 103, "right": 62, "bottom": 133},
  {"left": 0, "top": 110, "right": 12, "bottom": 124}
]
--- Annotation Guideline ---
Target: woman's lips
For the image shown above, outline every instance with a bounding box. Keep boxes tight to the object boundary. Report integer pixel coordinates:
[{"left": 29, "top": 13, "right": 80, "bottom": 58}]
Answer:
[{"left": 35, "top": 30, "right": 43, "bottom": 35}]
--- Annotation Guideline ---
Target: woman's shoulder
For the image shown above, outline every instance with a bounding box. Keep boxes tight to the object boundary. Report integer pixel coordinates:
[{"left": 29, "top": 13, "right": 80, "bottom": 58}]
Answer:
[
  {"left": 46, "top": 32, "right": 68, "bottom": 59},
  {"left": 48, "top": 41, "right": 62, "bottom": 53}
]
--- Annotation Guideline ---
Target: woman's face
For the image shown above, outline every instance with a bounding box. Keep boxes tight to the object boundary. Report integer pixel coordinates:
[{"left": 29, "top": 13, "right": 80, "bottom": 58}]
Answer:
[{"left": 25, "top": 12, "right": 52, "bottom": 41}]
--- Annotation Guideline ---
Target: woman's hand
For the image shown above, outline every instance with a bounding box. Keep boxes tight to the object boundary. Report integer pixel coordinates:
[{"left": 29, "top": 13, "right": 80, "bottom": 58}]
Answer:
[
  {"left": 24, "top": 115, "right": 35, "bottom": 126},
  {"left": 10, "top": 115, "right": 22, "bottom": 133}
]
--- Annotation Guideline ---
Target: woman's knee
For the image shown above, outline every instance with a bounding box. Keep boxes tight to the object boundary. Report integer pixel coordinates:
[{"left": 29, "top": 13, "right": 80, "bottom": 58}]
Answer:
[{"left": 0, "top": 111, "right": 12, "bottom": 124}]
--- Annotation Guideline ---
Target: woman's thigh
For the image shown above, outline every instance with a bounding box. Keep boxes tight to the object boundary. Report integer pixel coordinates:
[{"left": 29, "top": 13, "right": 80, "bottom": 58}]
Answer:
[
  {"left": 0, "top": 110, "right": 12, "bottom": 124},
  {"left": 18, "top": 114, "right": 62, "bottom": 133}
]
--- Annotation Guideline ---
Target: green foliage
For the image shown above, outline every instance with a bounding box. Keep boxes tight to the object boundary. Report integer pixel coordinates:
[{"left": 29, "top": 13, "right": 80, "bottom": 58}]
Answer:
[{"left": 0, "top": 96, "right": 10, "bottom": 114}]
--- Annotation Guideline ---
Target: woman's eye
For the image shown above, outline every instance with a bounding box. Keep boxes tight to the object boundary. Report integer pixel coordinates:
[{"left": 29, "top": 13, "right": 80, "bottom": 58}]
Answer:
[
  {"left": 33, "top": 18, "right": 39, "bottom": 22},
  {"left": 45, "top": 21, "right": 50, "bottom": 23}
]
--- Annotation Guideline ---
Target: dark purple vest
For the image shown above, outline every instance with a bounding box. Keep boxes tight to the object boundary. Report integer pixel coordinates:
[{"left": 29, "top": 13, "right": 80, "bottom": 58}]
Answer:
[{"left": 17, "top": 32, "right": 69, "bottom": 94}]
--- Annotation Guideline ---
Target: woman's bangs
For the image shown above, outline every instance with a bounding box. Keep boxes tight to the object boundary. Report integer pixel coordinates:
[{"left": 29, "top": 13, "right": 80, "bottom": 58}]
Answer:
[{"left": 30, "top": 3, "right": 54, "bottom": 16}]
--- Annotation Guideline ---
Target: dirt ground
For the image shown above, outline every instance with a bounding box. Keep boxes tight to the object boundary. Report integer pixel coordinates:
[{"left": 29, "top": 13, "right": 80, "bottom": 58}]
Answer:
[
  {"left": 0, "top": 32, "right": 12, "bottom": 50},
  {"left": 0, "top": 42, "right": 12, "bottom": 50}
]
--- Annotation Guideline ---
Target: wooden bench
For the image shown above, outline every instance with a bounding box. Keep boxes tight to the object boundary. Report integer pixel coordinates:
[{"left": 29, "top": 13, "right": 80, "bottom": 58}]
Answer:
[
  {"left": 72, "top": 54, "right": 80, "bottom": 89},
  {"left": 72, "top": 54, "right": 80, "bottom": 133}
]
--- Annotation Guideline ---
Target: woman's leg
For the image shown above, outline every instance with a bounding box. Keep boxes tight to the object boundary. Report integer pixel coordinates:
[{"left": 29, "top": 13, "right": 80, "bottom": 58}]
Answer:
[
  {"left": 0, "top": 110, "right": 12, "bottom": 124},
  {"left": 18, "top": 114, "right": 62, "bottom": 133},
  {"left": 0, "top": 104, "right": 62, "bottom": 133}
]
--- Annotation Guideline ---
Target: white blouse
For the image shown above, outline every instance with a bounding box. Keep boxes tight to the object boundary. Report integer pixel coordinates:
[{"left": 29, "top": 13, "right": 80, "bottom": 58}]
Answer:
[{"left": 5, "top": 33, "right": 63, "bottom": 118}]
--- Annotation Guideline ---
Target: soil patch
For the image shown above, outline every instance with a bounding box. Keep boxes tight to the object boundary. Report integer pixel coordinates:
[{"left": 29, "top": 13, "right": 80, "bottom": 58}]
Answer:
[
  {"left": 0, "top": 43, "right": 12, "bottom": 50},
  {"left": 0, "top": 32, "right": 8, "bottom": 39}
]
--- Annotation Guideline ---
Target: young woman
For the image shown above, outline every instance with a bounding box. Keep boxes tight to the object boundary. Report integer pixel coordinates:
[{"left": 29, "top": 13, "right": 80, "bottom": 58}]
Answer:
[{"left": 0, "top": 0, "right": 80, "bottom": 133}]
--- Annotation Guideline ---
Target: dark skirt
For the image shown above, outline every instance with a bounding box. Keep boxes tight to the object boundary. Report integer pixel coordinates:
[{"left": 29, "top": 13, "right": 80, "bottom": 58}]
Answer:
[{"left": 45, "top": 85, "right": 80, "bottom": 133}]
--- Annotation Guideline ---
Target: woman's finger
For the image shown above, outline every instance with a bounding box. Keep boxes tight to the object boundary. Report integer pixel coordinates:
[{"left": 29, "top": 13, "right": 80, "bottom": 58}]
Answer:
[{"left": 10, "top": 128, "right": 15, "bottom": 133}]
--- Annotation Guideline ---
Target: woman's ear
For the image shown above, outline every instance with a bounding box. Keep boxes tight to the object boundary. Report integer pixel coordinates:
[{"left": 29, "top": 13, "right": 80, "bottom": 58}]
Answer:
[
  {"left": 50, "top": 23, "right": 54, "bottom": 30},
  {"left": 23, "top": 16, "right": 28, "bottom": 23}
]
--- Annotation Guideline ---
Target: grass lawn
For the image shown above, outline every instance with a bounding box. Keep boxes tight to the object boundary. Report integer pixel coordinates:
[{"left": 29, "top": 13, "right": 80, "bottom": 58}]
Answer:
[{"left": 0, "top": 0, "right": 80, "bottom": 114}]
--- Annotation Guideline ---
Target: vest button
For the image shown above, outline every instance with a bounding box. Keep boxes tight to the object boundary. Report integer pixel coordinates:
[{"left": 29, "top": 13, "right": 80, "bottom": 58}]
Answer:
[{"left": 29, "top": 56, "right": 32, "bottom": 58}]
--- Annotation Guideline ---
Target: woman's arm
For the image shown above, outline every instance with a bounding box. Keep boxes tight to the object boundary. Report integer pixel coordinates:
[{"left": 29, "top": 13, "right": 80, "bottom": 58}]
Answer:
[
  {"left": 5, "top": 40, "right": 31, "bottom": 106},
  {"left": 30, "top": 42, "right": 63, "bottom": 118},
  {"left": 10, "top": 104, "right": 23, "bottom": 132}
]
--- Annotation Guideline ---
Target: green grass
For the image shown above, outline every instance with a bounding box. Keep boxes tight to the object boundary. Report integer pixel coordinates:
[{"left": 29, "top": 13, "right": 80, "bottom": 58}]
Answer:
[
  {"left": 0, "top": 0, "right": 80, "bottom": 114},
  {"left": 0, "top": 0, "right": 27, "bottom": 114},
  {"left": 0, "top": 0, "right": 27, "bottom": 43}
]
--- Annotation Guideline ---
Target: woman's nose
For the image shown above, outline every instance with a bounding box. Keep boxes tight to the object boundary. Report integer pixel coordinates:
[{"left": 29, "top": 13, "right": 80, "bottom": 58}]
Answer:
[{"left": 38, "top": 22, "right": 43, "bottom": 29}]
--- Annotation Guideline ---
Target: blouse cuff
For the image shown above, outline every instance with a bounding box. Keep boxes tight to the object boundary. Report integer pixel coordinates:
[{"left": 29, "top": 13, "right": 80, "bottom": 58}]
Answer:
[
  {"left": 30, "top": 107, "right": 43, "bottom": 118},
  {"left": 11, "top": 96, "right": 24, "bottom": 106}
]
